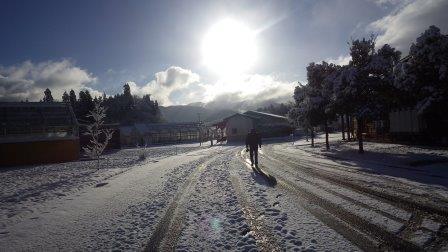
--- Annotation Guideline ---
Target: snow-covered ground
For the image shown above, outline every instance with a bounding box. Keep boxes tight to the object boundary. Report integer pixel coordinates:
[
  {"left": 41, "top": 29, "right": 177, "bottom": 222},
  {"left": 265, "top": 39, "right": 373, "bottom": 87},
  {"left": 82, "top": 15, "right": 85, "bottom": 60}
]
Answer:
[
  {"left": 289, "top": 133, "right": 448, "bottom": 187},
  {"left": 1, "top": 138, "right": 448, "bottom": 251},
  {"left": 0, "top": 144, "right": 203, "bottom": 228},
  {"left": 293, "top": 132, "right": 448, "bottom": 165}
]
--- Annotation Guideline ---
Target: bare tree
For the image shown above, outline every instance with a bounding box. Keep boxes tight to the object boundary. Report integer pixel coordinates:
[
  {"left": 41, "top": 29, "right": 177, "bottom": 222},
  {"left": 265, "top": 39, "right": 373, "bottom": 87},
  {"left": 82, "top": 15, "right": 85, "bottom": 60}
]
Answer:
[{"left": 83, "top": 101, "right": 114, "bottom": 168}]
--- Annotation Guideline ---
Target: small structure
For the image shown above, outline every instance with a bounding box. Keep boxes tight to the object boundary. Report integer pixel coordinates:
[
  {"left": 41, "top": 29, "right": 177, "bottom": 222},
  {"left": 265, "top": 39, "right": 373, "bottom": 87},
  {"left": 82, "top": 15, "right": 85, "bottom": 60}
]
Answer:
[
  {"left": 119, "top": 122, "right": 207, "bottom": 147},
  {"left": 388, "top": 108, "right": 428, "bottom": 142},
  {"left": 216, "top": 111, "right": 293, "bottom": 142},
  {"left": 0, "top": 102, "right": 80, "bottom": 166},
  {"left": 389, "top": 109, "right": 425, "bottom": 134}
]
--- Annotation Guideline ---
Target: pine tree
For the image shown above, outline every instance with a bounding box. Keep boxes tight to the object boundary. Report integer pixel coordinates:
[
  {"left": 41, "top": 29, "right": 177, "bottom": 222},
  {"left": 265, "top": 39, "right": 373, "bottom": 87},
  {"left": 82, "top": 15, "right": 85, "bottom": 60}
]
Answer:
[
  {"left": 78, "top": 90, "right": 94, "bottom": 121},
  {"left": 338, "top": 37, "right": 400, "bottom": 153},
  {"left": 62, "top": 91, "right": 70, "bottom": 103},
  {"left": 123, "top": 82, "right": 134, "bottom": 110},
  {"left": 304, "top": 61, "right": 339, "bottom": 150},
  {"left": 394, "top": 25, "right": 448, "bottom": 140},
  {"left": 43, "top": 88, "right": 54, "bottom": 102},
  {"left": 69, "top": 90, "right": 77, "bottom": 109}
]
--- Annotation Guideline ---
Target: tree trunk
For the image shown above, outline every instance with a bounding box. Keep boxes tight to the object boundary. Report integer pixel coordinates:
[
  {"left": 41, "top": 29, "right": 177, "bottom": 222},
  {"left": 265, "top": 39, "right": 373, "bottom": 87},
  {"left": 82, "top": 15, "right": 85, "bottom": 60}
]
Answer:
[
  {"left": 311, "top": 127, "right": 314, "bottom": 147},
  {"left": 350, "top": 116, "right": 354, "bottom": 139},
  {"left": 341, "top": 115, "right": 345, "bottom": 140},
  {"left": 325, "top": 121, "right": 329, "bottom": 150},
  {"left": 357, "top": 117, "right": 364, "bottom": 154},
  {"left": 346, "top": 115, "right": 351, "bottom": 141}
]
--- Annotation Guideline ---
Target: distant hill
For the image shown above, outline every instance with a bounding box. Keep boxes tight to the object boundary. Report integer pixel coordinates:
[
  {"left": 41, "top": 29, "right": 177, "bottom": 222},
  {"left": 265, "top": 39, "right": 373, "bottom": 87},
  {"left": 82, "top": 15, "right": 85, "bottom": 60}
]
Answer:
[{"left": 159, "top": 105, "right": 236, "bottom": 123}]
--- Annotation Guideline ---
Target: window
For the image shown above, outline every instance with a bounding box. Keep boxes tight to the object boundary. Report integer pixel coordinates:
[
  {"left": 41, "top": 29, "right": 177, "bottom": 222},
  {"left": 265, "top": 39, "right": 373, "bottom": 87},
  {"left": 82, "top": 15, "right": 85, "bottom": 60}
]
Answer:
[{"left": 232, "top": 128, "right": 237, "bottom": 134}]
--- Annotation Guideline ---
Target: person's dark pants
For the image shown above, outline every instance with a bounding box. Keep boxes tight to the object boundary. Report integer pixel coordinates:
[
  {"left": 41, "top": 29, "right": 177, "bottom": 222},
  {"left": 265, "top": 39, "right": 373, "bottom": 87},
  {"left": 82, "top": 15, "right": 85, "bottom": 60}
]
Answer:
[{"left": 249, "top": 146, "right": 258, "bottom": 166}]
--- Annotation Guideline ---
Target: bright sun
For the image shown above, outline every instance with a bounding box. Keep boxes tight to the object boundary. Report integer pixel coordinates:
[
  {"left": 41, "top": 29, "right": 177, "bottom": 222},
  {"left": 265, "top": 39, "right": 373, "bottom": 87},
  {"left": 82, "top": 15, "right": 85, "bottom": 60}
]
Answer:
[{"left": 202, "top": 19, "right": 257, "bottom": 76}]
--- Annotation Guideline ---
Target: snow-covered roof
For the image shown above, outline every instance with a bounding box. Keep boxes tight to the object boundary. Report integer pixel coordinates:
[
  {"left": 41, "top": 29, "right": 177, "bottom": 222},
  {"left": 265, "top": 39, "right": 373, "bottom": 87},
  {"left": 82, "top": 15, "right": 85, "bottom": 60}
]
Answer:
[
  {"left": 217, "top": 111, "right": 290, "bottom": 127},
  {"left": 243, "top": 110, "right": 287, "bottom": 120},
  {"left": 223, "top": 113, "right": 257, "bottom": 121}
]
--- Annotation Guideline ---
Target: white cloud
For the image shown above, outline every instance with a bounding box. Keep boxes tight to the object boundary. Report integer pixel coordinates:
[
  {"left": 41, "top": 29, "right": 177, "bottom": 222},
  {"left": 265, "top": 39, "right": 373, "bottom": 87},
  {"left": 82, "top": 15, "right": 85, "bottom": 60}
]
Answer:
[
  {"left": 206, "top": 74, "right": 294, "bottom": 102},
  {"left": 203, "top": 74, "right": 295, "bottom": 110},
  {"left": 155, "top": 66, "right": 200, "bottom": 88},
  {"left": 370, "top": 0, "right": 409, "bottom": 7},
  {"left": 127, "top": 66, "right": 202, "bottom": 105},
  {"left": 0, "top": 60, "right": 99, "bottom": 101},
  {"left": 127, "top": 66, "right": 295, "bottom": 108},
  {"left": 369, "top": 0, "right": 448, "bottom": 53},
  {"left": 326, "top": 54, "right": 351, "bottom": 65}
]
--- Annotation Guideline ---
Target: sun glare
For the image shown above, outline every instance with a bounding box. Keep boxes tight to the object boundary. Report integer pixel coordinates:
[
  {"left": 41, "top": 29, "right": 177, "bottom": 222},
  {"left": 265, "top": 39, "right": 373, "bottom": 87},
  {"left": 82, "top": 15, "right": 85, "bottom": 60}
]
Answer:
[{"left": 202, "top": 19, "right": 257, "bottom": 77}]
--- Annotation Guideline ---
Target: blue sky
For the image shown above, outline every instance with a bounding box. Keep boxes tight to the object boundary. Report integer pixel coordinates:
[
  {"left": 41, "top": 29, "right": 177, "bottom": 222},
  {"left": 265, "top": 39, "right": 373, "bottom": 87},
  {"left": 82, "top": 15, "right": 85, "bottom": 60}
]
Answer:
[{"left": 1, "top": 0, "right": 447, "bottom": 106}]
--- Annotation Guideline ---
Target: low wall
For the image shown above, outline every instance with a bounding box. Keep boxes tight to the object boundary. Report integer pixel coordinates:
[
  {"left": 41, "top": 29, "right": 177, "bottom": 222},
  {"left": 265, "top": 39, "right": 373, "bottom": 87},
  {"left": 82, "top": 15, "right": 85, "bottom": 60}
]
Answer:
[{"left": 0, "top": 139, "right": 80, "bottom": 166}]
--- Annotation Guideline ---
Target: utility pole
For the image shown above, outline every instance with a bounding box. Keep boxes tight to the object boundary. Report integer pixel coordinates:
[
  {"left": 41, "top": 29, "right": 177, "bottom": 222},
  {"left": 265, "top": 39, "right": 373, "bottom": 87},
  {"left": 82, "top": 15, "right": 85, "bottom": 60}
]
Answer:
[{"left": 197, "top": 113, "right": 202, "bottom": 146}]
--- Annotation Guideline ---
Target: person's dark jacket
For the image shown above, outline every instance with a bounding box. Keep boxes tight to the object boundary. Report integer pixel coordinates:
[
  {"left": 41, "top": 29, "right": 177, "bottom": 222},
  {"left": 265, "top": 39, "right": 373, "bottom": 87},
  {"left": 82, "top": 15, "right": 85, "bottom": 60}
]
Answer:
[{"left": 246, "top": 132, "right": 262, "bottom": 149}]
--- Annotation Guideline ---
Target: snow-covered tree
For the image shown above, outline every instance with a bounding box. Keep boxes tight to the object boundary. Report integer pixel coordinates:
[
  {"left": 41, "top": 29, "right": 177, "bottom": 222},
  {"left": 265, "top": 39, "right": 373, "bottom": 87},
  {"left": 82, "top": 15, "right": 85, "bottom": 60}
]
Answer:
[
  {"left": 321, "top": 63, "right": 341, "bottom": 149},
  {"left": 337, "top": 37, "right": 401, "bottom": 153},
  {"left": 83, "top": 101, "right": 114, "bottom": 169},
  {"left": 288, "top": 62, "right": 339, "bottom": 150},
  {"left": 369, "top": 44, "right": 401, "bottom": 114},
  {"left": 289, "top": 83, "right": 316, "bottom": 146},
  {"left": 394, "top": 25, "right": 448, "bottom": 138},
  {"left": 332, "top": 65, "right": 354, "bottom": 141}
]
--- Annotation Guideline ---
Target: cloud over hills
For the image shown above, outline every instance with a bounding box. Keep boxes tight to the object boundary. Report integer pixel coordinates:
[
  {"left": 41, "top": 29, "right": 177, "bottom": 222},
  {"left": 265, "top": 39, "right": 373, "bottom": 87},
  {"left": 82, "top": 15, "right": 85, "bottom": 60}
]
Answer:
[
  {"left": 127, "top": 66, "right": 295, "bottom": 109},
  {"left": 0, "top": 61, "right": 294, "bottom": 112}
]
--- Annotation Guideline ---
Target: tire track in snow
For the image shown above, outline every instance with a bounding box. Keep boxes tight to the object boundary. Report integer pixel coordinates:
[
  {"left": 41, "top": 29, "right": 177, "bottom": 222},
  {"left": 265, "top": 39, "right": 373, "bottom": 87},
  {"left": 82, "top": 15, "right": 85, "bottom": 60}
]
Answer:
[
  {"left": 230, "top": 174, "right": 280, "bottom": 252},
  {"left": 242, "top": 149, "right": 421, "bottom": 251},
  {"left": 238, "top": 149, "right": 379, "bottom": 251},
  {"left": 272, "top": 171, "right": 419, "bottom": 251},
  {"left": 144, "top": 147, "right": 234, "bottom": 252},
  {"left": 291, "top": 145, "right": 448, "bottom": 180},
  {"left": 276, "top": 147, "right": 448, "bottom": 206},
  {"left": 263, "top": 148, "right": 448, "bottom": 250},
  {"left": 267, "top": 149, "right": 448, "bottom": 221},
  {"left": 261, "top": 152, "right": 411, "bottom": 225}
]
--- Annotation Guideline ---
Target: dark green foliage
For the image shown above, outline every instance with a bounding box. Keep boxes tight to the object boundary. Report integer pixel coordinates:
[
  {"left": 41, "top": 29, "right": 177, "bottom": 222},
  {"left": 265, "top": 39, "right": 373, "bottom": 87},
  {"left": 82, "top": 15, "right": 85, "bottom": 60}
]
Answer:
[
  {"left": 62, "top": 91, "right": 70, "bottom": 103},
  {"left": 69, "top": 90, "right": 77, "bottom": 109},
  {"left": 43, "top": 88, "right": 54, "bottom": 102},
  {"left": 101, "top": 84, "right": 161, "bottom": 124},
  {"left": 55, "top": 83, "right": 162, "bottom": 124},
  {"left": 394, "top": 25, "right": 448, "bottom": 139}
]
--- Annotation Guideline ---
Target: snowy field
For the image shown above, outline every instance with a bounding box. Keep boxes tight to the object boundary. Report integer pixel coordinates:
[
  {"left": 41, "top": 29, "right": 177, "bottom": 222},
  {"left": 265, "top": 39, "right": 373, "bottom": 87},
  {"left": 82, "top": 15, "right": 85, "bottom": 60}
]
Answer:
[
  {"left": 290, "top": 133, "right": 448, "bottom": 187},
  {"left": 0, "top": 144, "right": 204, "bottom": 227},
  {"left": 1, "top": 138, "right": 448, "bottom": 251}
]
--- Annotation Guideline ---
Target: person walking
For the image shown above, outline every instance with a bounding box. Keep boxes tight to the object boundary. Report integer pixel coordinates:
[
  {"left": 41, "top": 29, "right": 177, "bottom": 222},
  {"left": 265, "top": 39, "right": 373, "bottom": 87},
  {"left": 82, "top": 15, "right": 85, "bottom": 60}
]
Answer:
[{"left": 245, "top": 128, "right": 262, "bottom": 168}]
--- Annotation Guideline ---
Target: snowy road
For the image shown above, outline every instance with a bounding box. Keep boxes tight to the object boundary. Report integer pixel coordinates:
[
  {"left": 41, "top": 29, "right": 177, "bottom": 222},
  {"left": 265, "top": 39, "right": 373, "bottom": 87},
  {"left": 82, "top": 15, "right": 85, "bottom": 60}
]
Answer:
[{"left": 1, "top": 142, "right": 448, "bottom": 251}]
